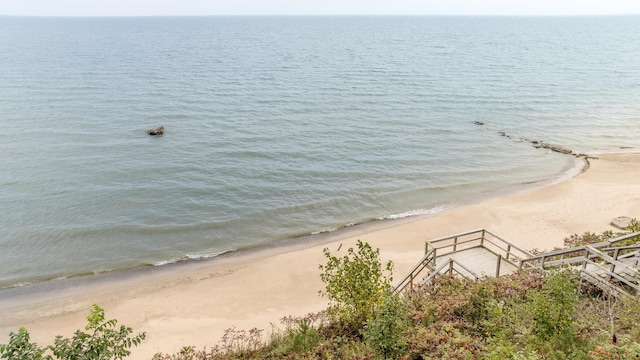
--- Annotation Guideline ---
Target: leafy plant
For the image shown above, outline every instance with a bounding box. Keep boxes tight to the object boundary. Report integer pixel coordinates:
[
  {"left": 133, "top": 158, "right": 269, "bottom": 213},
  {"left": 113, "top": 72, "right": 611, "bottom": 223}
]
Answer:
[
  {"left": 0, "top": 327, "right": 46, "bottom": 360},
  {"left": 319, "top": 240, "right": 393, "bottom": 328},
  {"left": 268, "top": 318, "right": 321, "bottom": 357},
  {"left": 529, "top": 269, "right": 578, "bottom": 342},
  {"left": 48, "top": 304, "right": 146, "bottom": 360},
  {"left": 1, "top": 305, "right": 145, "bottom": 360},
  {"left": 364, "top": 291, "right": 409, "bottom": 359},
  {"left": 588, "top": 334, "right": 640, "bottom": 360}
]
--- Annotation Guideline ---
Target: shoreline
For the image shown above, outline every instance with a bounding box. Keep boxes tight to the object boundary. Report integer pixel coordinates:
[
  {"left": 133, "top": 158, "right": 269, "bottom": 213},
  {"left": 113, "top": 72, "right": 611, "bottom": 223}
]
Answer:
[
  {"left": 0, "top": 149, "right": 581, "bottom": 292},
  {"left": 2, "top": 152, "right": 639, "bottom": 359}
]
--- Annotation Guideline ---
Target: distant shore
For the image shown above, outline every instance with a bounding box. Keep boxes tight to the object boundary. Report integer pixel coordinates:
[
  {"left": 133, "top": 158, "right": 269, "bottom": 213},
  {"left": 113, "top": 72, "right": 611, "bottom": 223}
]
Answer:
[{"left": 1, "top": 152, "right": 639, "bottom": 359}]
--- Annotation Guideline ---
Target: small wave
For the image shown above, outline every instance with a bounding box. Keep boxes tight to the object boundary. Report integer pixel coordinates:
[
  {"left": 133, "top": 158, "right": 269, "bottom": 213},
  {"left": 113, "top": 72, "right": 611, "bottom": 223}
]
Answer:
[
  {"left": 310, "top": 227, "right": 339, "bottom": 235},
  {"left": 152, "top": 256, "right": 189, "bottom": 266},
  {"left": 150, "top": 251, "right": 231, "bottom": 266},
  {"left": 7, "top": 281, "right": 33, "bottom": 288},
  {"left": 381, "top": 206, "right": 446, "bottom": 220}
]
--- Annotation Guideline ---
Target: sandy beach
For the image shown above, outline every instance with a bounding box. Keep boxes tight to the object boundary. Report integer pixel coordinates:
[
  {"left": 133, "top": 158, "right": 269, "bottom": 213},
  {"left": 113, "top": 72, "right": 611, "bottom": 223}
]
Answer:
[{"left": 1, "top": 152, "right": 639, "bottom": 359}]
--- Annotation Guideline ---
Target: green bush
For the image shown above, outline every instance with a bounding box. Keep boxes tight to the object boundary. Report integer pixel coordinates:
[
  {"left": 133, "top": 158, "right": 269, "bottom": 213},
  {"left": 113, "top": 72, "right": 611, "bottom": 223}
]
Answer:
[
  {"left": 526, "top": 269, "right": 590, "bottom": 359},
  {"left": 319, "top": 240, "right": 393, "bottom": 328},
  {"left": 267, "top": 315, "right": 322, "bottom": 357},
  {"left": 364, "top": 292, "right": 409, "bottom": 359},
  {"left": 0, "top": 305, "right": 145, "bottom": 360},
  {"left": 529, "top": 269, "right": 578, "bottom": 342},
  {"left": 0, "top": 327, "right": 46, "bottom": 360}
]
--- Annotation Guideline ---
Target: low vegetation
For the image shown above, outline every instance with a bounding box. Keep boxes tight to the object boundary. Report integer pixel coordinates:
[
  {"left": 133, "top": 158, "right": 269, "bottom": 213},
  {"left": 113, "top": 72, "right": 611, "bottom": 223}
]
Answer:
[
  {"left": 0, "top": 304, "right": 145, "bottom": 360},
  {"left": 148, "top": 269, "right": 640, "bottom": 360},
  {"left": 151, "top": 226, "right": 640, "bottom": 360},
  {"left": 3, "top": 224, "right": 640, "bottom": 359}
]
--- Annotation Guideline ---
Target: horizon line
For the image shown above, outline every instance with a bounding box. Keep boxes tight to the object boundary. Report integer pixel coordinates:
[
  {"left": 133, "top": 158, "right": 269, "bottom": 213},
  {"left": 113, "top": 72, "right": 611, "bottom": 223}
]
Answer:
[{"left": 1, "top": 13, "right": 639, "bottom": 18}]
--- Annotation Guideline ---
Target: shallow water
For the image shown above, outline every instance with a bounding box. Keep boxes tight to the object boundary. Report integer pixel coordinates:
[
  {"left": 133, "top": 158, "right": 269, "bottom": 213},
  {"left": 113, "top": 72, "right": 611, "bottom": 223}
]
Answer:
[{"left": 1, "top": 16, "right": 639, "bottom": 288}]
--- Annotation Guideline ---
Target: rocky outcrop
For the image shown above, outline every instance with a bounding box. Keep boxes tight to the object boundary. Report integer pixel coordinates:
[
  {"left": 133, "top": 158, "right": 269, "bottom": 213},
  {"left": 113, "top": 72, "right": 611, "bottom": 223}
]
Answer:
[
  {"left": 147, "top": 125, "right": 164, "bottom": 136},
  {"left": 532, "top": 141, "right": 572, "bottom": 154},
  {"left": 497, "top": 131, "right": 579, "bottom": 156}
]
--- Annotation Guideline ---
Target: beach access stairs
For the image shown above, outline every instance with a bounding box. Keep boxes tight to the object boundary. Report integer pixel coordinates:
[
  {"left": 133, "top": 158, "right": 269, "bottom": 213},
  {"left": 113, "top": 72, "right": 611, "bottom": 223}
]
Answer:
[{"left": 394, "top": 229, "right": 640, "bottom": 296}]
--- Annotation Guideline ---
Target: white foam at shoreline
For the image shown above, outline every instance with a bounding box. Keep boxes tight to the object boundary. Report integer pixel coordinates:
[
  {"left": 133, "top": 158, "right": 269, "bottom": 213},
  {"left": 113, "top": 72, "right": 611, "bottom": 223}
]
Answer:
[{"left": 380, "top": 206, "right": 447, "bottom": 220}]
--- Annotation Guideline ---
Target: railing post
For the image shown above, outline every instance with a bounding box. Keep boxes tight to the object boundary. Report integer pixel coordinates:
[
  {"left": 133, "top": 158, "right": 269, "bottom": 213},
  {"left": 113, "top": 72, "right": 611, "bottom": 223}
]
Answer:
[
  {"left": 448, "top": 259, "right": 454, "bottom": 275},
  {"left": 480, "top": 230, "right": 485, "bottom": 247},
  {"left": 410, "top": 274, "right": 414, "bottom": 293},
  {"left": 609, "top": 256, "right": 616, "bottom": 280},
  {"left": 496, "top": 255, "right": 502, "bottom": 278},
  {"left": 453, "top": 237, "right": 458, "bottom": 252},
  {"left": 506, "top": 245, "right": 511, "bottom": 260},
  {"left": 432, "top": 249, "right": 437, "bottom": 266}
]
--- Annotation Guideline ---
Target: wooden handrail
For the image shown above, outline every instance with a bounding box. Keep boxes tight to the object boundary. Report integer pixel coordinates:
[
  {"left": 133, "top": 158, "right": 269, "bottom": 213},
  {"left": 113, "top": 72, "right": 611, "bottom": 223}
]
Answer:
[
  {"left": 425, "top": 228, "right": 532, "bottom": 266},
  {"left": 520, "top": 243, "right": 639, "bottom": 295},
  {"left": 392, "top": 250, "right": 436, "bottom": 293},
  {"left": 399, "top": 229, "right": 640, "bottom": 296},
  {"left": 421, "top": 258, "right": 482, "bottom": 284}
]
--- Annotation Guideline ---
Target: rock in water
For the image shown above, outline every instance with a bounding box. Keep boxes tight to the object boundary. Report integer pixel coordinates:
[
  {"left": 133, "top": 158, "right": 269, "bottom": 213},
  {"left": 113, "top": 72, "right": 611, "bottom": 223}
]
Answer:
[
  {"left": 147, "top": 125, "right": 164, "bottom": 136},
  {"left": 544, "top": 143, "right": 572, "bottom": 154}
]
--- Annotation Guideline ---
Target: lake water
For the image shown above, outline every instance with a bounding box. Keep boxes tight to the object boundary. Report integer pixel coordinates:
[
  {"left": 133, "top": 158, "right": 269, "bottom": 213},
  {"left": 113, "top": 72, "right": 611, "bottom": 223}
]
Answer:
[{"left": 1, "top": 15, "right": 639, "bottom": 288}]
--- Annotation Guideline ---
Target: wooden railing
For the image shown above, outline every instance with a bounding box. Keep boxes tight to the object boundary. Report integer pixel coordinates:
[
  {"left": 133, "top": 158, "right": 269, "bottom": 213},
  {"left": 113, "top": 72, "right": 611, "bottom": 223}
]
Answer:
[
  {"left": 392, "top": 250, "right": 436, "bottom": 293},
  {"left": 426, "top": 228, "right": 533, "bottom": 266},
  {"left": 394, "top": 230, "right": 640, "bottom": 296},
  {"left": 420, "top": 258, "right": 482, "bottom": 284},
  {"left": 393, "top": 229, "right": 533, "bottom": 293},
  {"left": 520, "top": 232, "right": 640, "bottom": 295},
  {"left": 520, "top": 231, "right": 640, "bottom": 270}
]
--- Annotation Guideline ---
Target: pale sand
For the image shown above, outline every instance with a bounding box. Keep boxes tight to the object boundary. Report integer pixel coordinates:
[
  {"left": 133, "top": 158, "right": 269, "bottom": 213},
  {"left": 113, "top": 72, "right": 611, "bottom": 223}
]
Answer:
[{"left": 1, "top": 153, "right": 639, "bottom": 358}]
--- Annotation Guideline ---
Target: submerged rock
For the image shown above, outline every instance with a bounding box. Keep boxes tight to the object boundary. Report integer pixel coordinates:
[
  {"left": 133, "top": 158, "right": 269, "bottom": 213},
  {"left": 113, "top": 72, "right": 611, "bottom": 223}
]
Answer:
[
  {"left": 147, "top": 125, "right": 164, "bottom": 136},
  {"left": 543, "top": 143, "right": 572, "bottom": 154}
]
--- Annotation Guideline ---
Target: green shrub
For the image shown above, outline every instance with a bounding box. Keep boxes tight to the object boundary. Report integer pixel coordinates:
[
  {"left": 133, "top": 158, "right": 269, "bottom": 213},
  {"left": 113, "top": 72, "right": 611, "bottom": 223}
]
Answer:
[
  {"left": 364, "top": 292, "right": 409, "bottom": 359},
  {"left": 268, "top": 315, "right": 323, "bottom": 357},
  {"left": 526, "top": 269, "right": 590, "bottom": 359},
  {"left": 0, "top": 305, "right": 145, "bottom": 360},
  {"left": 319, "top": 240, "right": 393, "bottom": 328},
  {"left": 529, "top": 269, "right": 579, "bottom": 342},
  {"left": 0, "top": 327, "right": 46, "bottom": 360}
]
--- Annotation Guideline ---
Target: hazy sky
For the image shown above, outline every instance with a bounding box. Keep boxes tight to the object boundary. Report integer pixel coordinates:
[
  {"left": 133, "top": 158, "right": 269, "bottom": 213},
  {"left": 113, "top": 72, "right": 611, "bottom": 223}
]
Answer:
[{"left": 1, "top": 0, "right": 640, "bottom": 17}]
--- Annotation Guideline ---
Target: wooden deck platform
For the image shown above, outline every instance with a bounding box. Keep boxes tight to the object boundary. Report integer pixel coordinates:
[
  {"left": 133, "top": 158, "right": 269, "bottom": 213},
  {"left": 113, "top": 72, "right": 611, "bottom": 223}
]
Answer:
[
  {"left": 394, "top": 229, "right": 531, "bottom": 292},
  {"left": 435, "top": 246, "right": 520, "bottom": 278},
  {"left": 394, "top": 229, "right": 640, "bottom": 296}
]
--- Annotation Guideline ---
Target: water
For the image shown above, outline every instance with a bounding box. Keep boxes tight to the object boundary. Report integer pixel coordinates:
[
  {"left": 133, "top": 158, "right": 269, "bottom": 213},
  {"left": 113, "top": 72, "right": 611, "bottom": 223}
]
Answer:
[{"left": 1, "top": 16, "right": 639, "bottom": 289}]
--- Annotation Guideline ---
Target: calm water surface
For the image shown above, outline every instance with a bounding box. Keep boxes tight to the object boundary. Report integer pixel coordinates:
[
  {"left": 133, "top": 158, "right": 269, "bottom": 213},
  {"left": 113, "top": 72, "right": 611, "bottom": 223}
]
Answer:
[{"left": 0, "top": 16, "right": 639, "bottom": 288}]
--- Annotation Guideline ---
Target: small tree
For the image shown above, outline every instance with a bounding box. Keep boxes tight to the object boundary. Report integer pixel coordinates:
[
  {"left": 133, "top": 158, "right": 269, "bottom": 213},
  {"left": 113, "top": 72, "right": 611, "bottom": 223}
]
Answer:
[
  {"left": 527, "top": 269, "right": 587, "bottom": 358},
  {"left": 364, "top": 291, "right": 409, "bottom": 359},
  {"left": 0, "top": 327, "right": 46, "bottom": 360},
  {"left": 1, "top": 305, "right": 145, "bottom": 360},
  {"left": 530, "top": 269, "right": 578, "bottom": 342},
  {"left": 49, "top": 304, "right": 146, "bottom": 360},
  {"left": 319, "top": 240, "right": 393, "bottom": 328}
]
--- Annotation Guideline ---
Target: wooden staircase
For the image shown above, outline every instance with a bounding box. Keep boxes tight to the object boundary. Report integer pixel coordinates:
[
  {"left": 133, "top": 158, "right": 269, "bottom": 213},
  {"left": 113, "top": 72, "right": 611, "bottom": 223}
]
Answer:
[{"left": 394, "top": 229, "right": 640, "bottom": 296}]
